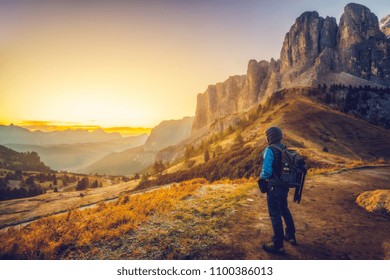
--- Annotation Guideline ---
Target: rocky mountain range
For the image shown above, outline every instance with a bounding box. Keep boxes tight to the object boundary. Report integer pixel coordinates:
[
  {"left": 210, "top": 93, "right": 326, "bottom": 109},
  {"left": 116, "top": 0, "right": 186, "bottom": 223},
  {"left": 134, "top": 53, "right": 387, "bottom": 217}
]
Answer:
[
  {"left": 192, "top": 3, "right": 390, "bottom": 132},
  {"left": 0, "top": 118, "right": 193, "bottom": 174},
  {"left": 0, "top": 124, "right": 148, "bottom": 171},
  {"left": 6, "top": 134, "right": 148, "bottom": 171},
  {"left": 0, "top": 124, "right": 122, "bottom": 146}
]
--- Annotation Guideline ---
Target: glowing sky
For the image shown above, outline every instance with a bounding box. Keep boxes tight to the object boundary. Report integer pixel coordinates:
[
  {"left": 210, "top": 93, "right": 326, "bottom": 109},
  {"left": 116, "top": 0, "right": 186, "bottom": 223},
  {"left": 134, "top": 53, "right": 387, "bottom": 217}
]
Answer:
[{"left": 0, "top": 0, "right": 388, "bottom": 128}]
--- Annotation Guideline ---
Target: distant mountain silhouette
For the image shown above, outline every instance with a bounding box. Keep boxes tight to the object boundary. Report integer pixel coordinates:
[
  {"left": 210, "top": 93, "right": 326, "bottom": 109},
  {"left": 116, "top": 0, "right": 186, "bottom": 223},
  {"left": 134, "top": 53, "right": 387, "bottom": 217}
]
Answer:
[
  {"left": 0, "top": 124, "right": 122, "bottom": 146},
  {"left": 6, "top": 134, "right": 148, "bottom": 171},
  {"left": 83, "top": 117, "right": 194, "bottom": 175}
]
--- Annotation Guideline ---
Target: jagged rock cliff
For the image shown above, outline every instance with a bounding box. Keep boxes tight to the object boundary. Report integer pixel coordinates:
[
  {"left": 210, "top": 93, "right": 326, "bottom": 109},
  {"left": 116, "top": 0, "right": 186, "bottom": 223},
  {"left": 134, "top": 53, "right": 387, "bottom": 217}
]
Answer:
[
  {"left": 381, "top": 15, "right": 390, "bottom": 38},
  {"left": 279, "top": 3, "right": 390, "bottom": 87},
  {"left": 192, "top": 3, "right": 390, "bottom": 132},
  {"left": 279, "top": 12, "right": 338, "bottom": 87},
  {"left": 338, "top": 4, "right": 390, "bottom": 84},
  {"left": 280, "top": 12, "right": 337, "bottom": 80},
  {"left": 192, "top": 76, "right": 246, "bottom": 131}
]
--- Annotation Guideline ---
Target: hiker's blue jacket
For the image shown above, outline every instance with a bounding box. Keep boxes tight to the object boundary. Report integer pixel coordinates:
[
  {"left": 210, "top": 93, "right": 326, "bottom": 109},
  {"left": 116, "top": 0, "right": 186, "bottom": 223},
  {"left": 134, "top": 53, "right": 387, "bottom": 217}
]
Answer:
[
  {"left": 260, "top": 142, "right": 282, "bottom": 179},
  {"left": 260, "top": 147, "right": 274, "bottom": 179}
]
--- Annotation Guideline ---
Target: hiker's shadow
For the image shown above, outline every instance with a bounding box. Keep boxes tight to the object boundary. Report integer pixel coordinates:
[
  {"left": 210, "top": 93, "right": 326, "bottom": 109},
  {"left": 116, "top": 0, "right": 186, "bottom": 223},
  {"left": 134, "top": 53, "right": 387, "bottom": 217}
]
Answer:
[
  {"left": 288, "top": 238, "right": 388, "bottom": 260},
  {"left": 290, "top": 242, "right": 335, "bottom": 259}
]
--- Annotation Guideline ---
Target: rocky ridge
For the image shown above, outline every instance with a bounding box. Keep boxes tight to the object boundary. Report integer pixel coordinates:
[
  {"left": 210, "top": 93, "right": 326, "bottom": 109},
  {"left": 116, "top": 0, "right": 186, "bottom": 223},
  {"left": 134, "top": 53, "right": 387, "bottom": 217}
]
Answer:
[{"left": 192, "top": 3, "right": 390, "bottom": 132}]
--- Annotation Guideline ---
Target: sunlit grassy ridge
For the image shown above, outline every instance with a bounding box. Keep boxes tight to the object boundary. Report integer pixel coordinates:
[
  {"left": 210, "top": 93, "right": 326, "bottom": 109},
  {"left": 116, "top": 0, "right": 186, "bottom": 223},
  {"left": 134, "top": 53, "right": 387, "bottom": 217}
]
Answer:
[{"left": 0, "top": 178, "right": 207, "bottom": 259}]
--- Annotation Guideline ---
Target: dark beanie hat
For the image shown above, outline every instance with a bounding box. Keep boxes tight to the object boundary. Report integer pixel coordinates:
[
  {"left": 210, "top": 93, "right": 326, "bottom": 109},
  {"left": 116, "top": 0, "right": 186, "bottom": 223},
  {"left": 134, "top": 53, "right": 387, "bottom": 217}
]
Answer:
[{"left": 265, "top": 126, "right": 282, "bottom": 144}]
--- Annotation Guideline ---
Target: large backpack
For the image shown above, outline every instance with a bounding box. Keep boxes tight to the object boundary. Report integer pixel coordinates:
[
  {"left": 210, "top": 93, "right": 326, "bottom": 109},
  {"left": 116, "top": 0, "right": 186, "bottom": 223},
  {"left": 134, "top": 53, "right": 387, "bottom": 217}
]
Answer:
[{"left": 269, "top": 144, "right": 307, "bottom": 203}]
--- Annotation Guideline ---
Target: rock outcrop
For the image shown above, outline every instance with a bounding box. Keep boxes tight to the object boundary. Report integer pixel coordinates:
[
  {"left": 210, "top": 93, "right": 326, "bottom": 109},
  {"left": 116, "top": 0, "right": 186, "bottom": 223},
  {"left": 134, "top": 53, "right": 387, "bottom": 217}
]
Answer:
[
  {"left": 280, "top": 12, "right": 336, "bottom": 77},
  {"left": 192, "top": 3, "right": 390, "bottom": 132},
  {"left": 192, "top": 76, "right": 246, "bottom": 131},
  {"left": 380, "top": 15, "right": 390, "bottom": 38},
  {"left": 338, "top": 4, "right": 390, "bottom": 84},
  {"left": 279, "top": 13, "right": 338, "bottom": 86},
  {"left": 236, "top": 60, "right": 269, "bottom": 110}
]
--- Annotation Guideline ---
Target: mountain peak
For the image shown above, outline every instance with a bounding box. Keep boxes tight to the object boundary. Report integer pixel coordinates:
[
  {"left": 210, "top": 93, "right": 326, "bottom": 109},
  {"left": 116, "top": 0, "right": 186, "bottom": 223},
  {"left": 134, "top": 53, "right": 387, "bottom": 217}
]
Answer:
[
  {"left": 340, "top": 2, "right": 382, "bottom": 39},
  {"left": 296, "top": 11, "right": 319, "bottom": 21},
  {"left": 279, "top": 9, "right": 337, "bottom": 79},
  {"left": 344, "top": 2, "right": 371, "bottom": 12},
  {"left": 338, "top": 4, "right": 388, "bottom": 82}
]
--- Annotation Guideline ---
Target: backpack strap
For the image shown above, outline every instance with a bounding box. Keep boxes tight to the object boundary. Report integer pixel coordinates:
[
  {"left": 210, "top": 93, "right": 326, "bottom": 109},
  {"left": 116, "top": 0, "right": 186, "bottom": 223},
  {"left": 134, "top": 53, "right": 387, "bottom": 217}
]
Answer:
[
  {"left": 267, "top": 144, "right": 285, "bottom": 187},
  {"left": 269, "top": 144, "right": 286, "bottom": 152}
]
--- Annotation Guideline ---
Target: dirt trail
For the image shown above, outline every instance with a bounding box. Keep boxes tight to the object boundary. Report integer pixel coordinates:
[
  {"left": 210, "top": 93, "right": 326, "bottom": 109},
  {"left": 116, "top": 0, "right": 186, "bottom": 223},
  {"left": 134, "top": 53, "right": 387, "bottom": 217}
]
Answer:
[{"left": 226, "top": 166, "right": 390, "bottom": 259}]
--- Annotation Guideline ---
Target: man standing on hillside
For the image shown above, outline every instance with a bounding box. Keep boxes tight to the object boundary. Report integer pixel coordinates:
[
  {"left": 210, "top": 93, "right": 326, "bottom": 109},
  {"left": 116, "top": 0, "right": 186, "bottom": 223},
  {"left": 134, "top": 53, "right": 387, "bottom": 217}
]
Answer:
[{"left": 259, "top": 126, "right": 297, "bottom": 255}]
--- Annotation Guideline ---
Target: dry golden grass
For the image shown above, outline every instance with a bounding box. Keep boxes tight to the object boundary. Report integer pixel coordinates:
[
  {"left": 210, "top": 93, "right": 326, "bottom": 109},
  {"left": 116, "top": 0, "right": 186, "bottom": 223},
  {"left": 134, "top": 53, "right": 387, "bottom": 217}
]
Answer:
[
  {"left": 117, "top": 180, "right": 256, "bottom": 260},
  {"left": 0, "top": 178, "right": 206, "bottom": 259},
  {"left": 212, "top": 177, "right": 254, "bottom": 185},
  {"left": 356, "top": 190, "right": 390, "bottom": 214}
]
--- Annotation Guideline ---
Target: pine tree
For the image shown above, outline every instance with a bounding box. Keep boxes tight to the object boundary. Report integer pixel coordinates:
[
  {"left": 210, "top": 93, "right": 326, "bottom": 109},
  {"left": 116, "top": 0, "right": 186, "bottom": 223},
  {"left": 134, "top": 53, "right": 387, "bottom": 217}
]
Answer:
[
  {"left": 153, "top": 160, "right": 165, "bottom": 174},
  {"left": 76, "top": 177, "right": 89, "bottom": 191},
  {"left": 204, "top": 150, "right": 210, "bottom": 163},
  {"left": 184, "top": 145, "right": 194, "bottom": 160},
  {"left": 235, "top": 132, "right": 244, "bottom": 145}
]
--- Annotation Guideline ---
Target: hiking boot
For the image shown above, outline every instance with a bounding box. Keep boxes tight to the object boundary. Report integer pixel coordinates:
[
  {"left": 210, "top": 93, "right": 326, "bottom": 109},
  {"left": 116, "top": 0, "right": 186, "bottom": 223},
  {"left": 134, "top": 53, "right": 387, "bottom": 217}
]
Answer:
[
  {"left": 262, "top": 242, "right": 285, "bottom": 255},
  {"left": 284, "top": 236, "right": 298, "bottom": 246}
]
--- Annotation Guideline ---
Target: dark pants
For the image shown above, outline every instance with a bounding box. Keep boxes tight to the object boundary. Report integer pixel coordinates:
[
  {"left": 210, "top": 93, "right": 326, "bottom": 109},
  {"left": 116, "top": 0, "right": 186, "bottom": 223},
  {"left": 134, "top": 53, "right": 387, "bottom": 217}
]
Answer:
[{"left": 266, "top": 186, "right": 295, "bottom": 247}]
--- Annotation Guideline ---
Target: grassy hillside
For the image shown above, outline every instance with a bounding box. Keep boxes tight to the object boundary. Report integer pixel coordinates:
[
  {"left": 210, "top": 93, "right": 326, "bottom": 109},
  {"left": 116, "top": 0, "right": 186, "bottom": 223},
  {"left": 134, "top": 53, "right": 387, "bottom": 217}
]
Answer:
[
  {"left": 136, "top": 88, "right": 390, "bottom": 189},
  {"left": 0, "top": 145, "right": 51, "bottom": 172},
  {"left": 83, "top": 146, "right": 156, "bottom": 176}
]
